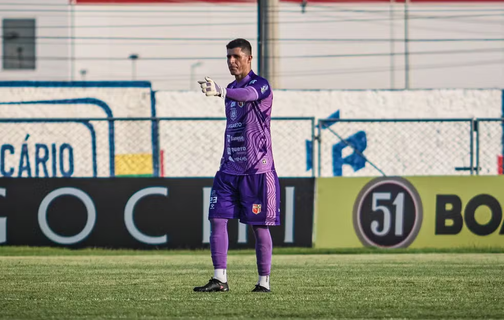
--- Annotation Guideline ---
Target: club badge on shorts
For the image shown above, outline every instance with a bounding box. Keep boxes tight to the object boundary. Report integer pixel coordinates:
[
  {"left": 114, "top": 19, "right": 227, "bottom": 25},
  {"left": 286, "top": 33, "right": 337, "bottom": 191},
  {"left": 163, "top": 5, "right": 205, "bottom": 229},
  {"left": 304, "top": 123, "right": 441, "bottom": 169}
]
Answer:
[{"left": 252, "top": 204, "right": 262, "bottom": 214}]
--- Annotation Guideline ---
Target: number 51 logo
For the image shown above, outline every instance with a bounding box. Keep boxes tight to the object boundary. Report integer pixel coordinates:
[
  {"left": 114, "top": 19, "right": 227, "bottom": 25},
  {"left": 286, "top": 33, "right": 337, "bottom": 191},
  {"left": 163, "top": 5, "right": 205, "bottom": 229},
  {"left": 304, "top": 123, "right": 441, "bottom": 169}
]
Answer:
[{"left": 353, "top": 177, "right": 423, "bottom": 248}]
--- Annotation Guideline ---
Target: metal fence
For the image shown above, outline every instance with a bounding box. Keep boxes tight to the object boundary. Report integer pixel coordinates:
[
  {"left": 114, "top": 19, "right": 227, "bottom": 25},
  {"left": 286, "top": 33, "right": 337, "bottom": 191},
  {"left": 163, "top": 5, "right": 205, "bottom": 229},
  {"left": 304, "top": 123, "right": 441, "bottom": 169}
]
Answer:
[
  {"left": 317, "top": 118, "right": 504, "bottom": 177},
  {"left": 317, "top": 118, "right": 475, "bottom": 177},
  {"left": 157, "top": 117, "right": 315, "bottom": 177},
  {"left": 0, "top": 117, "right": 315, "bottom": 178},
  {"left": 0, "top": 117, "right": 502, "bottom": 178}
]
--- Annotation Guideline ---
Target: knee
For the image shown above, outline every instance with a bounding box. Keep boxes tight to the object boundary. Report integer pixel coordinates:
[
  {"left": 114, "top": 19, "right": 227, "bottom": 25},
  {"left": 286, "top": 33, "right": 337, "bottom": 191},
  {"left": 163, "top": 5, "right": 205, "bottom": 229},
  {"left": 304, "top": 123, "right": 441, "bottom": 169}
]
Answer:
[{"left": 210, "top": 218, "right": 228, "bottom": 232}]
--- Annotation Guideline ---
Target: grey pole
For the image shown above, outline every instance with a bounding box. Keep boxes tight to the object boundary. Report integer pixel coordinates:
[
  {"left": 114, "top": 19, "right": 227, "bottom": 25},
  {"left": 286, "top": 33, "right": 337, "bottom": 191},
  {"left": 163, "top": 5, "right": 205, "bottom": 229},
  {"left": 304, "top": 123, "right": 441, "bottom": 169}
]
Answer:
[
  {"left": 258, "top": 0, "right": 279, "bottom": 88},
  {"left": 390, "top": 0, "right": 396, "bottom": 89},
  {"left": 404, "top": 0, "right": 410, "bottom": 89}
]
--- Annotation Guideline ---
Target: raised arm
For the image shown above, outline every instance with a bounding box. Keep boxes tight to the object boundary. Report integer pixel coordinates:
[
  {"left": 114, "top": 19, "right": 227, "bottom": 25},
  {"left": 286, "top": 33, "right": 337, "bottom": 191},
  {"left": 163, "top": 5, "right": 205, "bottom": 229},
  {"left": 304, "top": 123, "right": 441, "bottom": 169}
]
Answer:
[
  {"left": 198, "top": 77, "right": 271, "bottom": 102},
  {"left": 225, "top": 87, "right": 259, "bottom": 102}
]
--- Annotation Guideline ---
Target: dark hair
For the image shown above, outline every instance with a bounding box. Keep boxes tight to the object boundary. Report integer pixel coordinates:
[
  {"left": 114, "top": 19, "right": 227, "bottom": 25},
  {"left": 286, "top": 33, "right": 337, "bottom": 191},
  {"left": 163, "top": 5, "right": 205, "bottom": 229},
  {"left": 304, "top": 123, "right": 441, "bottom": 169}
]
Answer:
[{"left": 226, "top": 38, "right": 252, "bottom": 56}]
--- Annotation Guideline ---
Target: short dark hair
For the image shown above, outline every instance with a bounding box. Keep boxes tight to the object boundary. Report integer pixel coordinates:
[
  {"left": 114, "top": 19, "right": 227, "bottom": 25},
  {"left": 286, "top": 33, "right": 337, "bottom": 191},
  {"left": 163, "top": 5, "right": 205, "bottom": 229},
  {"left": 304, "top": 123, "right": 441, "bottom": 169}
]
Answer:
[{"left": 226, "top": 38, "right": 252, "bottom": 56}]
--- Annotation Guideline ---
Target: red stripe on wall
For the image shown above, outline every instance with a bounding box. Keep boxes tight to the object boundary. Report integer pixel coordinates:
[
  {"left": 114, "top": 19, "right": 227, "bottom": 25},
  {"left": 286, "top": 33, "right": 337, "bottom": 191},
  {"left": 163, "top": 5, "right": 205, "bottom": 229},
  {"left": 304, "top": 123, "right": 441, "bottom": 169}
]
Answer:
[
  {"left": 74, "top": 0, "right": 504, "bottom": 4},
  {"left": 499, "top": 155, "right": 503, "bottom": 175},
  {"left": 160, "top": 149, "right": 165, "bottom": 178}
]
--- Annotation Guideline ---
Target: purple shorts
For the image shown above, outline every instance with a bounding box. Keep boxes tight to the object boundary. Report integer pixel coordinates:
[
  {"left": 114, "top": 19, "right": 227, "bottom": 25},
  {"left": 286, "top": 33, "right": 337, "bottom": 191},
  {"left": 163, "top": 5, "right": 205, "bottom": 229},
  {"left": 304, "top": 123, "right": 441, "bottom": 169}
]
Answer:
[{"left": 208, "top": 171, "right": 281, "bottom": 226}]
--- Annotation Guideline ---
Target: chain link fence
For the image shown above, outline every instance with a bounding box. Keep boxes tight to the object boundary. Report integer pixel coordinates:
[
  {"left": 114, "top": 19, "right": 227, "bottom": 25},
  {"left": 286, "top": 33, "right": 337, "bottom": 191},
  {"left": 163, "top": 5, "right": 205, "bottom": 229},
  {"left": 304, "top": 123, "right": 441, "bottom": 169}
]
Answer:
[
  {"left": 0, "top": 118, "right": 155, "bottom": 178},
  {"left": 158, "top": 117, "right": 314, "bottom": 177},
  {"left": 0, "top": 117, "right": 315, "bottom": 177},
  {"left": 476, "top": 119, "right": 504, "bottom": 175},
  {"left": 1, "top": 117, "right": 502, "bottom": 178},
  {"left": 317, "top": 119, "right": 476, "bottom": 177}
]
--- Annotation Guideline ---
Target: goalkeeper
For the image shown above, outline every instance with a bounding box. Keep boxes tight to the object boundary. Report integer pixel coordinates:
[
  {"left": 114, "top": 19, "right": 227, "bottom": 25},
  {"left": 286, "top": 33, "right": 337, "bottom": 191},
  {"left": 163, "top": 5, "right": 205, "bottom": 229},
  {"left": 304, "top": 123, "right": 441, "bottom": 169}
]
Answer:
[{"left": 194, "top": 38, "right": 280, "bottom": 293}]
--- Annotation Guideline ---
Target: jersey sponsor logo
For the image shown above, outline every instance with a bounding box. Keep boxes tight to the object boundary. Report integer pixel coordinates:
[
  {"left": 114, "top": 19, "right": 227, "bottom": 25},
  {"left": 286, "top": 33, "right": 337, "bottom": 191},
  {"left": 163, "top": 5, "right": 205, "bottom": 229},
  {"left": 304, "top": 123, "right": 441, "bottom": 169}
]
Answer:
[
  {"left": 252, "top": 204, "right": 262, "bottom": 214},
  {"left": 238, "top": 102, "right": 244, "bottom": 108},
  {"left": 231, "top": 147, "right": 247, "bottom": 152},
  {"left": 261, "top": 85, "right": 269, "bottom": 94},
  {"left": 227, "top": 122, "right": 242, "bottom": 129},
  {"left": 230, "top": 108, "right": 237, "bottom": 121},
  {"left": 230, "top": 101, "right": 236, "bottom": 108},
  {"left": 231, "top": 136, "right": 245, "bottom": 142}
]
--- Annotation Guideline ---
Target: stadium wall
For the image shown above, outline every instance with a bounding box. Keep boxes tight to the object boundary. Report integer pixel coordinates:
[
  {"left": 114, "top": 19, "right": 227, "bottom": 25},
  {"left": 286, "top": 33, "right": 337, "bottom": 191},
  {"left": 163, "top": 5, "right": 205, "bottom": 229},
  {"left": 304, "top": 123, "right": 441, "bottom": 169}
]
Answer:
[{"left": 0, "top": 82, "right": 502, "bottom": 177}]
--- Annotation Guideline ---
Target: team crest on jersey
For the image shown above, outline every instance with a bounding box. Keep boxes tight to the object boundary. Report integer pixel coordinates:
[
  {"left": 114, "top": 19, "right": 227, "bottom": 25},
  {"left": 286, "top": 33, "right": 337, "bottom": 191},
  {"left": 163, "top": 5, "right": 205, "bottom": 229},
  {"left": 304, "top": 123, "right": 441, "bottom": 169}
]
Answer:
[
  {"left": 238, "top": 102, "right": 244, "bottom": 108},
  {"left": 252, "top": 204, "right": 262, "bottom": 215},
  {"left": 230, "top": 108, "right": 237, "bottom": 121},
  {"left": 230, "top": 101, "right": 236, "bottom": 108},
  {"left": 261, "top": 85, "right": 269, "bottom": 94}
]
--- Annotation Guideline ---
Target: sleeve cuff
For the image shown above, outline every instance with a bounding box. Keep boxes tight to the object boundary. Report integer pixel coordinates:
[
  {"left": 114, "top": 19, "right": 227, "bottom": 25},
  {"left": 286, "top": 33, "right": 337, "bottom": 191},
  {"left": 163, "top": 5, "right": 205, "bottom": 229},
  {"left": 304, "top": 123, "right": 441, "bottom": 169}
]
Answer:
[{"left": 220, "top": 87, "right": 227, "bottom": 99}]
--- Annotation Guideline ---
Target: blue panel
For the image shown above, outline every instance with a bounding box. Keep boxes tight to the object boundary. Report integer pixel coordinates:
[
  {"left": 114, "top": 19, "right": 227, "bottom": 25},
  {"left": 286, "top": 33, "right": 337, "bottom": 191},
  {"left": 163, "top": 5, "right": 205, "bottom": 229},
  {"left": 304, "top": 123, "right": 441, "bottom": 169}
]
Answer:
[
  {"left": 332, "top": 131, "right": 367, "bottom": 176},
  {"left": 320, "top": 110, "right": 340, "bottom": 129},
  {"left": 305, "top": 139, "right": 313, "bottom": 171}
]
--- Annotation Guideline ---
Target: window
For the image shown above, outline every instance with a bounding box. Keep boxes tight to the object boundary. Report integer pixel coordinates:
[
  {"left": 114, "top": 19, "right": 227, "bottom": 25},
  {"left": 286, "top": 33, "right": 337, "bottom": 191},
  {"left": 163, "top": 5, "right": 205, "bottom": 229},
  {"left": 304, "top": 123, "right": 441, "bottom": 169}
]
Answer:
[{"left": 3, "top": 19, "right": 36, "bottom": 70}]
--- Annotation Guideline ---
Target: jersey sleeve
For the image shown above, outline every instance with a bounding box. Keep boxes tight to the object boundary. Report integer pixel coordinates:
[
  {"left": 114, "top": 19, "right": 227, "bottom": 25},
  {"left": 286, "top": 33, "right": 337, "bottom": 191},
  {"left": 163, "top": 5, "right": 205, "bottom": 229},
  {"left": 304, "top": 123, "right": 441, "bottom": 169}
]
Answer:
[{"left": 224, "top": 78, "right": 271, "bottom": 102}]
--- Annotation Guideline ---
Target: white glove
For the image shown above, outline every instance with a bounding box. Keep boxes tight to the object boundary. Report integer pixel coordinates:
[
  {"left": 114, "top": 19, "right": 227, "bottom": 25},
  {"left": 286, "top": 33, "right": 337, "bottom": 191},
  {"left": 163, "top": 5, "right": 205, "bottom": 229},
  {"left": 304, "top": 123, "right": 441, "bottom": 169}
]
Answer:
[{"left": 198, "top": 77, "right": 226, "bottom": 98}]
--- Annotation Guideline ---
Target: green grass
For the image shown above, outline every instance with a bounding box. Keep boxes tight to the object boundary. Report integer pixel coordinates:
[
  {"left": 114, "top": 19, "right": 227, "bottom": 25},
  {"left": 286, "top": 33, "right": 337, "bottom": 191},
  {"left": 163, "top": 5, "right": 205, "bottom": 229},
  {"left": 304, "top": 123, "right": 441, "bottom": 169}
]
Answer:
[
  {"left": 1, "top": 250, "right": 504, "bottom": 319},
  {"left": 2, "top": 246, "right": 504, "bottom": 256}
]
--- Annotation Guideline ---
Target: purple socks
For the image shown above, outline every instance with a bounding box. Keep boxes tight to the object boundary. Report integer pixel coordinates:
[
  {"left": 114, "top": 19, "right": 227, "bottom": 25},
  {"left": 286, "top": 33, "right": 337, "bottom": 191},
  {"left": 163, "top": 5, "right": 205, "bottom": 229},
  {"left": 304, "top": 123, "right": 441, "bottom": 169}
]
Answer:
[
  {"left": 210, "top": 219, "right": 273, "bottom": 276},
  {"left": 210, "top": 218, "right": 229, "bottom": 269},
  {"left": 252, "top": 225, "right": 272, "bottom": 276}
]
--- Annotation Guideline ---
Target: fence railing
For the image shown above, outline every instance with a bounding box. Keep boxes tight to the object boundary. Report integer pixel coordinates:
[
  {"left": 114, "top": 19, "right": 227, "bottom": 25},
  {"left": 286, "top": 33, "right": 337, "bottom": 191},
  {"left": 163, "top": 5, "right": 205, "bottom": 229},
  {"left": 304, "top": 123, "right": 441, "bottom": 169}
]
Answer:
[
  {"left": 317, "top": 118, "right": 503, "bottom": 177},
  {"left": 0, "top": 117, "right": 315, "bottom": 178},
  {"left": 0, "top": 117, "right": 502, "bottom": 177}
]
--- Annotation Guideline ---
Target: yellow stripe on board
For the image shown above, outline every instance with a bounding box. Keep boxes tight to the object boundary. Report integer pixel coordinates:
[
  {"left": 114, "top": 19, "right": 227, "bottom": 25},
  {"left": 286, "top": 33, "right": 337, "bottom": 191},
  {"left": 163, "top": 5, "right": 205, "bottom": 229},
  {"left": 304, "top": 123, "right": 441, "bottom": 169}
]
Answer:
[{"left": 115, "top": 153, "right": 153, "bottom": 176}]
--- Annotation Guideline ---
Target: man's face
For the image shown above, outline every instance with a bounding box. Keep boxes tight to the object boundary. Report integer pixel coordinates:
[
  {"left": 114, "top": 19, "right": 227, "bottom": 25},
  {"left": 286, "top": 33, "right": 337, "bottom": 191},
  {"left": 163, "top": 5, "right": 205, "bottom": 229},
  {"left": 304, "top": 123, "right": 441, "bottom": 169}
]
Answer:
[{"left": 227, "top": 47, "right": 252, "bottom": 76}]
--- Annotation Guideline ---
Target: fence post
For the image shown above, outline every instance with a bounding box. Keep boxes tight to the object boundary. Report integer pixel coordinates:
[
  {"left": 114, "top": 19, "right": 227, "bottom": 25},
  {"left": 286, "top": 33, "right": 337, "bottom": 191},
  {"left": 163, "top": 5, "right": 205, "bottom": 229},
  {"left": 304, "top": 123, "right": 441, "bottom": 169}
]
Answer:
[
  {"left": 153, "top": 117, "right": 160, "bottom": 177},
  {"left": 108, "top": 117, "right": 115, "bottom": 177},
  {"left": 474, "top": 119, "right": 479, "bottom": 175},
  {"left": 311, "top": 117, "right": 315, "bottom": 178},
  {"left": 317, "top": 120, "right": 322, "bottom": 177},
  {"left": 470, "top": 118, "right": 474, "bottom": 175}
]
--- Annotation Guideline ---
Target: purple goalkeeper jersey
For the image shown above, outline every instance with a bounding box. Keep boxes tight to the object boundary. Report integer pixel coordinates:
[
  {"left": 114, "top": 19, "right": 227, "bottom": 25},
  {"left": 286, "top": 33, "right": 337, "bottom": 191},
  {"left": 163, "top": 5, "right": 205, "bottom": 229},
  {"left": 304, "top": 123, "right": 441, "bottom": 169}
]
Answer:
[{"left": 219, "top": 70, "right": 275, "bottom": 175}]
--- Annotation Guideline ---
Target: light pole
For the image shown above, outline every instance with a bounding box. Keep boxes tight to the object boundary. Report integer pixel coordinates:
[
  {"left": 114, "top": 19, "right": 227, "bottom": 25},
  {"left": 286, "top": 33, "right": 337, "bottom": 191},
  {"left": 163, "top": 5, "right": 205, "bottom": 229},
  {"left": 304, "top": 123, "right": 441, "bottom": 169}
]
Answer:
[
  {"left": 190, "top": 61, "right": 203, "bottom": 90},
  {"left": 404, "top": 0, "right": 410, "bottom": 89},
  {"left": 390, "top": 0, "right": 395, "bottom": 89},
  {"left": 129, "top": 54, "right": 139, "bottom": 80}
]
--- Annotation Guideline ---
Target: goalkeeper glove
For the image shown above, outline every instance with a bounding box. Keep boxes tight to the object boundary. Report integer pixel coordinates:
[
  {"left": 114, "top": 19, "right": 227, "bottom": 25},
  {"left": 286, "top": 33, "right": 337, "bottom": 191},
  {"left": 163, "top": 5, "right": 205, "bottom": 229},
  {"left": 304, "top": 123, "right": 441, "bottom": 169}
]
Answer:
[{"left": 198, "top": 77, "right": 226, "bottom": 98}]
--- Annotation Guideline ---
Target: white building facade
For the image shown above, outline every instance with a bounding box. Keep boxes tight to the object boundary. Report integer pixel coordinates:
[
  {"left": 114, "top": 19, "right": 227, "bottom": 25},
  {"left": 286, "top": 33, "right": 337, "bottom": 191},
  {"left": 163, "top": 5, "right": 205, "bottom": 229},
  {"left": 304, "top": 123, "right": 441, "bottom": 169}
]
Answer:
[{"left": 1, "top": 0, "right": 504, "bottom": 90}]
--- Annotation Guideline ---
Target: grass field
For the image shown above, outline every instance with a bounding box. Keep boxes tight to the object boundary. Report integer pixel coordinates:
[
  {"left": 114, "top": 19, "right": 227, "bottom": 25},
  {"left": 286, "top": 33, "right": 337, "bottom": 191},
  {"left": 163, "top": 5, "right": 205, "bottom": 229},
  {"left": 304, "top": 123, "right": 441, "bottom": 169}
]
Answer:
[{"left": 1, "top": 248, "right": 503, "bottom": 319}]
